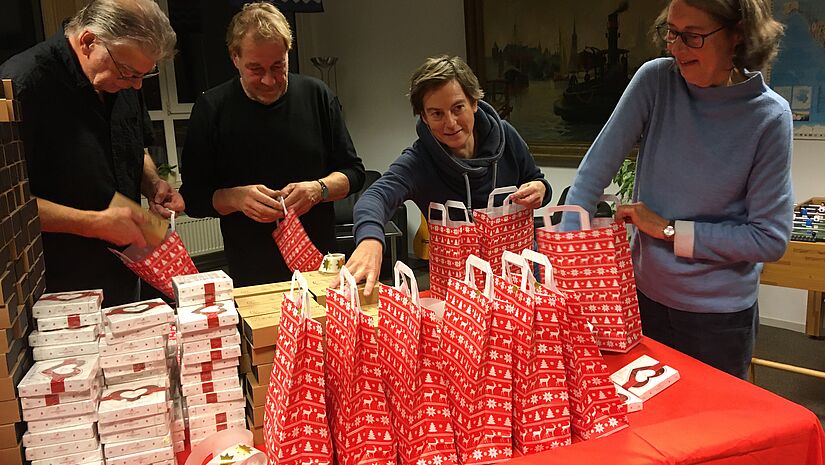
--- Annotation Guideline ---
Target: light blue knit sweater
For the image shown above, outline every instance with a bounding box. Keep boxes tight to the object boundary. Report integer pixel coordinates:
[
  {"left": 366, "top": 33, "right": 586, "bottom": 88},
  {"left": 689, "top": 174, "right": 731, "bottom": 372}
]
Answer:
[{"left": 562, "top": 57, "right": 793, "bottom": 313}]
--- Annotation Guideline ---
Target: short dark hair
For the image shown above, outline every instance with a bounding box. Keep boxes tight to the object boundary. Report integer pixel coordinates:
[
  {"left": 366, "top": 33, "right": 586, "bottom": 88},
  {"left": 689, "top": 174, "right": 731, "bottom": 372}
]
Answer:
[{"left": 408, "top": 55, "right": 484, "bottom": 116}]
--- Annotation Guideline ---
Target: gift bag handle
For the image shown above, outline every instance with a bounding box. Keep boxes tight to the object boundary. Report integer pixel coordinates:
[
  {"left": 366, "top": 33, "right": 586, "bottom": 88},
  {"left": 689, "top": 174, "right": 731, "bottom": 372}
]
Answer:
[
  {"left": 337, "top": 265, "right": 361, "bottom": 310},
  {"left": 521, "top": 249, "right": 560, "bottom": 292},
  {"left": 464, "top": 254, "right": 493, "bottom": 299},
  {"left": 393, "top": 261, "right": 420, "bottom": 305},
  {"left": 170, "top": 211, "right": 176, "bottom": 232},
  {"left": 600, "top": 194, "right": 621, "bottom": 206},
  {"left": 538, "top": 205, "right": 591, "bottom": 231},
  {"left": 428, "top": 201, "right": 471, "bottom": 225},
  {"left": 501, "top": 250, "right": 530, "bottom": 292},
  {"left": 288, "top": 270, "right": 312, "bottom": 319},
  {"left": 486, "top": 186, "right": 518, "bottom": 209}
]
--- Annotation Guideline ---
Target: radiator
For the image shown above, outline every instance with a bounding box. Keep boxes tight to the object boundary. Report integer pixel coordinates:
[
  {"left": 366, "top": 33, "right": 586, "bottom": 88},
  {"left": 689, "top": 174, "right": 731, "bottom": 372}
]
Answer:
[{"left": 174, "top": 215, "right": 224, "bottom": 257}]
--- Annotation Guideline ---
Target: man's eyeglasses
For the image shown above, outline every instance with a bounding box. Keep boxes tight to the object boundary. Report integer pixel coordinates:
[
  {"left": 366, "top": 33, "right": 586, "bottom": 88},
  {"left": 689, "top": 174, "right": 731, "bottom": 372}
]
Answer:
[
  {"left": 103, "top": 44, "right": 160, "bottom": 82},
  {"left": 655, "top": 24, "right": 727, "bottom": 49}
]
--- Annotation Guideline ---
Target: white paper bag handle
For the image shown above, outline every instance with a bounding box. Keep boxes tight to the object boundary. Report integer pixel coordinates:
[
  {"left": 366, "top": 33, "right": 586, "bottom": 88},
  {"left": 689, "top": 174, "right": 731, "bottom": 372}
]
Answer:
[
  {"left": 600, "top": 194, "right": 621, "bottom": 206},
  {"left": 428, "top": 201, "right": 471, "bottom": 225},
  {"left": 288, "top": 270, "right": 311, "bottom": 319},
  {"left": 538, "top": 205, "right": 591, "bottom": 231},
  {"left": 393, "top": 261, "right": 420, "bottom": 305},
  {"left": 521, "top": 249, "right": 560, "bottom": 292},
  {"left": 170, "top": 211, "right": 176, "bottom": 232},
  {"left": 337, "top": 266, "right": 361, "bottom": 310},
  {"left": 501, "top": 250, "right": 530, "bottom": 292},
  {"left": 486, "top": 186, "right": 518, "bottom": 209},
  {"left": 464, "top": 254, "right": 493, "bottom": 299}
]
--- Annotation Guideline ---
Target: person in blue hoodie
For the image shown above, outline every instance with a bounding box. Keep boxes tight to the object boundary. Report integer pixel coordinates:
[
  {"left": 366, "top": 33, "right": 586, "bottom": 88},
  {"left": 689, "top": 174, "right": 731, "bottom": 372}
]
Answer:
[
  {"left": 562, "top": 0, "right": 792, "bottom": 379},
  {"left": 345, "top": 55, "right": 552, "bottom": 295}
]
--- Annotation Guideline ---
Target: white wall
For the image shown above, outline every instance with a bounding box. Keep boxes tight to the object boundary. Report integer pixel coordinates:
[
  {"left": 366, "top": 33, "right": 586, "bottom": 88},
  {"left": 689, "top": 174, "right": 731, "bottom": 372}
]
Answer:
[{"left": 296, "top": 3, "right": 825, "bottom": 332}]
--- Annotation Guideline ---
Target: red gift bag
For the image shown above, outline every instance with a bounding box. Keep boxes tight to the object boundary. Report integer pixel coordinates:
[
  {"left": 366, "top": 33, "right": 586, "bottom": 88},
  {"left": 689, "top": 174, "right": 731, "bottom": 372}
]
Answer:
[
  {"left": 536, "top": 205, "right": 640, "bottom": 353},
  {"left": 111, "top": 229, "right": 198, "bottom": 299},
  {"left": 428, "top": 201, "right": 480, "bottom": 300},
  {"left": 473, "top": 187, "right": 534, "bottom": 278},
  {"left": 273, "top": 197, "right": 324, "bottom": 273},
  {"left": 325, "top": 267, "right": 396, "bottom": 465},
  {"left": 378, "top": 262, "right": 457, "bottom": 465},
  {"left": 500, "top": 251, "right": 571, "bottom": 454},
  {"left": 264, "top": 271, "right": 333, "bottom": 465}
]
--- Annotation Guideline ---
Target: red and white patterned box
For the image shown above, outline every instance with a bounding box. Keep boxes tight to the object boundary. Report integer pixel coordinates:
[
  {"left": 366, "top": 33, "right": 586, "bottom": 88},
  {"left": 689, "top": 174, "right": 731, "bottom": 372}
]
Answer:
[
  {"left": 25, "top": 436, "right": 100, "bottom": 461},
  {"left": 177, "top": 301, "right": 239, "bottom": 335},
  {"left": 187, "top": 399, "right": 244, "bottom": 418},
  {"left": 181, "top": 330, "right": 241, "bottom": 354},
  {"left": 18, "top": 355, "right": 100, "bottom": 397},
  {"left": 33, "top": 340, "right": 99, "bottom": 361},
  {"left": 189, "top": 418, "right": 247, "bottom": 445},
  {"left": 99, "top": 419, "right": 170, "bottom": 444},
  {"left": 32, "top": 289, "right": 103, "bottom": 318},
  {"left": 180, "top": 357, "right": 239, "bottom": 375},
  {"left": 179, "top": 366, "right": 236, "bottom": 385},
  {"left": 26, "top": 412, "right": 98, "bottom": 434},
  {"left": 610, "top": 354, "right": 680, "bottom": 401},
  {"left": 184, "top": 385, "right": 243, "bottom": 407},
  {"left": 22, "top": 422, "right": 97, "bottom": 448},
  {"left": 172, "top": 270, "right": 233, "bottom": 308},
  {"left": 98, "top": 382, "right": 168, "bottom": 423},
  {"left": 180, "top": 345, "right": 241, "bottom": 365},
  {"left": 105, "top": 367, "right": 168, "bottom": 386},
  {"left": 103, "top": 433, "right": 172, "bottom": 459},
  {"left": 28, "top": 325, "right": 99, "bottom": 347},
  {"left": 103, "top": 358, "right": 166, "bottom": 378},
  {"left": 37, "top": 311, "right": 101, "bottom": 331},
  {"left": 29, "top": 444, "right": 102, "bottom": 465},
  {"left": 103, "top": 299, "right": 175, "bottom": 336},
  {"left": 177, "top": 324, "right": 238, "bottom": 343},
  {"left": 99, "top": 334, "right": 166, "bottom": 358},
  {"left": 100, "top": 347, "right": 166, "bottom": 369},
  {"left": 103, "top": 323, "right": 168, "bottom": 344},
  {"left": 187, "top": 408, "right": 245, "bottom": 430},
  {"left": 612, "top": 384, "right": 643, "bottom": 413},
  {"left": 98, "top": 411, "right": 169, "bottom": 436},
  {"left": 181, "top": 376, "right": 240, "bottom": 397},
  {"left": 22, "top": 397, "right": 98, "bottom": 421},
  {"left": 20, "top": 378, "right": 102, "bottom": 409},
  {"left": 104, "top": 444, "right": 174, "bottom": 465}
]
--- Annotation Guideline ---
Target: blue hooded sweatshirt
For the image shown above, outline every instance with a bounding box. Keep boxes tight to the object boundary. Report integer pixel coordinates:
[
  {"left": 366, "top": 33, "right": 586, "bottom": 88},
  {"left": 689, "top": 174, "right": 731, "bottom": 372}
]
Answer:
[{"left": 353, "top": 100, "right": 552, "bottom": 247}]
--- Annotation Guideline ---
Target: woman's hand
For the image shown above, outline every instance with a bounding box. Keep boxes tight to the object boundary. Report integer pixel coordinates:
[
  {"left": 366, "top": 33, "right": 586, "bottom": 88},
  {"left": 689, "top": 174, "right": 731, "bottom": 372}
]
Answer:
[
  {"left": 332, "top": 239, "right": 384, "bottom": 297},
  {"left": 510, "top": 180, "right": 546, "bottom": 208}
]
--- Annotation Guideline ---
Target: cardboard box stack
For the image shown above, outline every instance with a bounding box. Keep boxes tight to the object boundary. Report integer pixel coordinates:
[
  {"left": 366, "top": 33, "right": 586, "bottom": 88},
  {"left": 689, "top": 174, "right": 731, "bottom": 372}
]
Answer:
[
  {"left": 1, "top": 78, "right": 46, "bottom": 465},
  {"left": 173, "top": 270, "right": 245, "bottom": 446},
  {"left": 98, "top": 298, "right": 180, "bottom": 460}
]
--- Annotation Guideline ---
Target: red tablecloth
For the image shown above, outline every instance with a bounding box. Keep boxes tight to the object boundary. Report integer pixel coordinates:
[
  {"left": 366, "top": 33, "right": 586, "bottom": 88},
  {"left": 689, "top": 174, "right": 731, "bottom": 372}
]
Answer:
[{"left": 177, "top": 339, "right": 825, "bottom": 465}]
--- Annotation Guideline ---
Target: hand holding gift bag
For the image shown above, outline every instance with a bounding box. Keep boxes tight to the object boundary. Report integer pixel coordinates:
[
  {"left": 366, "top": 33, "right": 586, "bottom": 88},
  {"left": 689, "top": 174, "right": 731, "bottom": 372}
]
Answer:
[
  {"left": 325, "top": 267, "right": 396, "bottom": 465},
  {"left": 378, "top": 262, "right": 457, "bottom": 465},
  {"left": 428, "top": 201, "right": 480, "bottom": 300},
  {"left": 264, "top": 271, "right": 333, "bottom": 465},
  {"left": 272, "top": 197, "right": 325, "bottom": 273},
  {"left": 536, "top": 205, "right": 640, "bottom": 352},
  {"left": 110, "top": 212, "right": 198, "bottom": 299},
  {"left": 473, "top": 187, "right": 535, "bottom": 277}
]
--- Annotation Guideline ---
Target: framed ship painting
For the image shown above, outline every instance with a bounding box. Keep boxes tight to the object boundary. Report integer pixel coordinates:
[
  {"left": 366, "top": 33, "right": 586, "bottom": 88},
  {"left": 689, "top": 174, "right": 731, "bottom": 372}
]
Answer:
[{"left": 465, "top": 0, "right": 666, "bottom": 166}]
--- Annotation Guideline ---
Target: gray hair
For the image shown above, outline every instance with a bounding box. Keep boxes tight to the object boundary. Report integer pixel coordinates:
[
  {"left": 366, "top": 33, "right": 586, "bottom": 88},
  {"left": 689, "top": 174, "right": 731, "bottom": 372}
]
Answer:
[
  {"left": 226, "top": 2, "right": 293, "bottom": 56},
  {"left": 653, "top": 0, "right": 784, "bottom": 71},
  {"left": 65, "top": 0, "right": 176, "bottom": 61}
]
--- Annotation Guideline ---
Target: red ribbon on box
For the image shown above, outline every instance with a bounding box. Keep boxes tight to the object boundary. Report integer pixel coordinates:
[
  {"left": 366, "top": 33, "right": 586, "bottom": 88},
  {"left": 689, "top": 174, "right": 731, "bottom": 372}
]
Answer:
[
  {"left": 50, "top": 379, "right": 65, "bottom": 394},
  {"left": 203, "top": 382, "right": 214, "bottom": 393},
  {"left": 67, "top": 314, "right": 81, "bottom": 328},
  {"left": 45, "top": 394, "right": 60, "bottom": 406},
  {"left": 204, "top": 282, "right": 216, "bottom": 305},
  {"left": 210, "top": 350, "right": 221, "bottom": 361},
  {"left": 210, "top": 338, "right": 222, "bottom": 349},
  {"left": 215, "top": 412, "right": 227, "bottom": 423},
  {"left": 200, "top": 371, "right": 213, "bottom": 382},
  {"left": 133, "top": 363, "right": 146, "bottom": 372},
  {"left": 201, "top": 362, "right": 213, "bottom": 372},
  {"left": 217, "top": 423, "right": 228, "bottom": 432},
  {"left": 622, "top": 363, "right": 666, "bottom": 390},
  {"left": 206, "top": 312, "right": 219, "bottom": 329},
  {"left": 207, "top": 393, "right": 218, "bottom": 404}
]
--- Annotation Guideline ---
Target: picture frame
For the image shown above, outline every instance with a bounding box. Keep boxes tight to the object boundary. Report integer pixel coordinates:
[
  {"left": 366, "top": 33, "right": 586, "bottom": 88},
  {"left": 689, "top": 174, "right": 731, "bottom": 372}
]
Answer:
[{"left": 464, "top": 0, "right": 666, "bottom": 167}]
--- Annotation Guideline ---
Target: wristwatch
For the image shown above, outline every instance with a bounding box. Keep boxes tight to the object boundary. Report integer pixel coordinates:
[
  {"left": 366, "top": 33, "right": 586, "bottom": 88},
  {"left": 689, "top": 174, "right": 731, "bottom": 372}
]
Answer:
[
  {"left": 663, "top": 220, "right": 676, "bottom": 242},
  {"left": 316, "top": 179, "right": 329, "bottom": 201}
]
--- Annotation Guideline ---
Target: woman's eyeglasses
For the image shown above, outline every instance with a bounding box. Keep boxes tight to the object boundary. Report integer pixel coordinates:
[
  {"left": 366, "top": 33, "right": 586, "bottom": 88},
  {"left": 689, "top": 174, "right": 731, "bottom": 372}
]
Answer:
[{"left": 656, "top": 24, "right": 727, "bottom": 49}]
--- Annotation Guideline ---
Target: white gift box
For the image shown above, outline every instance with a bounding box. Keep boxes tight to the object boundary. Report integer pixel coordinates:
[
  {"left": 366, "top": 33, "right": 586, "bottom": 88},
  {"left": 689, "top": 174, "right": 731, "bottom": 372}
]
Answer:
[
  {"left": 104, "top": 322, "right": 168, "bottom": 344},
  {"left": 181, "top": 345, "right": 242, "bottom": 365},
  {"left": 177, "top": 301, "right": 239, "bottom": 335},
  {"left": 189, "top": 418, "right": 246, "bottom": 443},
  {"left": 104, "top": 445, "right": 175, "bottom": 465},
  {"left": 32, "top": 289, "right": 103, "bottom": 318},
  {"left": 18, "top": 355, "right": 100, "bottom": 397},
  {"left": 36, "top": 312, "right": 101, "bottom": 331},
  {"left": 103, "top": 299, "right": 175, "bottom": 336},
  {"left": 172, "top": 271, "right": 234, "bottom": 307},
  {"left": 108, "top": 374, "right": 170, "bottom": 391},
  {"left": 186, "top": 399, "right": 244, "bottom": 418},
  {"left": 184, "top": 385, "right": 243, "bottom": 406},
  {"left": 613, "top": 384, "right": 644, "bottom": 412},
  {"left": 105, "top": 367, "right": 168, "bottom": 386},
  {"left": 98, "top": 411, "right": 169, "bottom": 436},
  {"left": 98, "top": 382, "right": 168, "bottom": 423},
  {"left": 181, "top": 375, "right": 241, "bottom": 397},
  {"left": 187, "top": 407, "right": 245, "bottom": 430},
  {"left": 22, "top": 397, "right": 98, "bottom": 421},
  {"left": 610, "top": 354, "right": 680, "bottom": 401},
  {"left": 99, "top": 334, "right": 166, "bottom": 357},
  {"left": 22, "top": 422, "right": 97, "bottom": 448},
  {"left": 28, "top": 325, "right": 99, "bottom": 347},
  {"left": 180, "top": 366, "right": 237, "bottom": 386},
  {"left": 181, "top": 330, "right": 241, "bottom": 354},
  {"left": 24, "top": 436, "right": 99, "bottom": 461},
  {"left": 104, "top": 433, "right": 172, "bottom": 459},
  {"left": 179, "top": 324, "right": 239, "bottom": 343},
  {"left": 180, "top": 356, "right": 239, "bottom": 375},
  {"left": 100, "top": 347, "right": 166, "bottom": 369},
  {"left": 30, "top": 443, "right": 102, "bottom": 465},
  {"left": 103, "top": 358, "right": 166, "bottom": 377},
  {"left": 99, "top": 420, "right": 170, "bottom": 444},
  {"left": 33, "top": 339, "right": 99, "bottom": 361},
  {"left": 26, "top": 412, "right": 98, "bottom": 434},
  {"left": 19, "top": 377, "right": 102, "bottom": 409}
]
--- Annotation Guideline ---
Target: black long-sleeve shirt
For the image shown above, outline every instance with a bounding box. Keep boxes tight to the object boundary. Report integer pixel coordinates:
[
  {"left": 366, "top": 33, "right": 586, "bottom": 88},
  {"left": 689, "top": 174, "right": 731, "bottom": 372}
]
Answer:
[{"left": 180, "top": 74, "right": 365, "bottom": 286}]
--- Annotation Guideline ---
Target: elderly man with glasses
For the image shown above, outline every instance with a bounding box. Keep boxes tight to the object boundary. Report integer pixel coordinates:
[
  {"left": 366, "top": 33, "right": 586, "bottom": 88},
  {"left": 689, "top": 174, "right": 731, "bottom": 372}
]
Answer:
[{"left": 0, "top": 0, "right": 183, "bottom": 305}]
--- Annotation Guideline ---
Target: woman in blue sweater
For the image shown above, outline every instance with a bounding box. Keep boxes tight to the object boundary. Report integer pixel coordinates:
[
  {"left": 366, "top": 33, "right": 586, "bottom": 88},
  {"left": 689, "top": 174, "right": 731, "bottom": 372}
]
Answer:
[
  {"left": 562, "top": 0, "right": 792, "bottom": 379},
  {"left": 344, "top": 55, "right": 552, "bottom": 295}
]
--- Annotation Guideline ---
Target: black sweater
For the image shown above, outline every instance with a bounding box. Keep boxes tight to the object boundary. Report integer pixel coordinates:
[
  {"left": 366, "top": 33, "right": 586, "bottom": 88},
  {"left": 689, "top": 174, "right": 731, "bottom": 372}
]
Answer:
[{"left": 180, "top": 74, "right": 365, "bottom": 286}]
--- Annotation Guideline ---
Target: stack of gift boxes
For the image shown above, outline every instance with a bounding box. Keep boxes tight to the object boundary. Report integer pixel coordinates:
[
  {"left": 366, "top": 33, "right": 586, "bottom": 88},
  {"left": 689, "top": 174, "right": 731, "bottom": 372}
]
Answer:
[
  {"left": 173, "top": 270, "right": 246, "bottom": 446},
  {"left": 29, "top": 290, "right": 102, "bottom": 362},
  {"left": 98, "top": 298, "right": 181, "bottom": 462},
  {"left": 0, "top": 78, "right": 46, "bottom": 465}
]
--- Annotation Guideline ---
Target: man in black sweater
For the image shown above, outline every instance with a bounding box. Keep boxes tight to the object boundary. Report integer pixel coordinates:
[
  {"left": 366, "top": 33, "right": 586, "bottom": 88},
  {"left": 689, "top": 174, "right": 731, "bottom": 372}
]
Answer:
[{"left": 179, "top": 2, "right": 365, "bottom": 286}]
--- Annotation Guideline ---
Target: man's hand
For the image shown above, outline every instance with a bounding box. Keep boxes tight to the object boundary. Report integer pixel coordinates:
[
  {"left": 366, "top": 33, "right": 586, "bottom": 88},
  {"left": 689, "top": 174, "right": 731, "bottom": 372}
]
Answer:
[
  {"left": 510, "top": 180, "right": 546, "bottom": 208},
  {"left": 615, "top": 202, "right": 669, "bottom": 239},
  {"left": 225, "top": 185, "right": 284, "bottom": 223},
  {"left": 94, "top": 206, "right": 148, "bottom": 247},
  {"left": 281, "top": 181, "right": 323, "bottom": 217},
  {"left": 149, "top": 179, "right": 185, "bottom": 218},
  {"left": 332, "top": 239, "right": 384, "bottom": 297}
]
